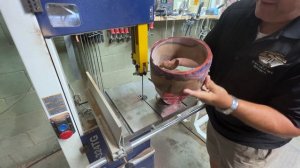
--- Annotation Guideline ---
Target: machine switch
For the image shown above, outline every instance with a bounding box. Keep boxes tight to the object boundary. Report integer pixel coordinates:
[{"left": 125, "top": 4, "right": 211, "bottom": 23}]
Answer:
[
  {"left": 58, "top": 123, "right": 69, "bottom": 132},
  {"left": 50, "top": 114, "right": 75, "bottom": 140},
  {"left": 59, "top": 130, "right": 74, "bottom": 140}
]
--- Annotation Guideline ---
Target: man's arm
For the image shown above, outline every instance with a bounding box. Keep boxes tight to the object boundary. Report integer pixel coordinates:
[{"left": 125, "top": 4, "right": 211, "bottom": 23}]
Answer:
[
  {"left": 184, "top": 76, "right": 300, "bottom": 138},
  {"left": 233, "top": 99, "right": 300, "bottom": 138}
]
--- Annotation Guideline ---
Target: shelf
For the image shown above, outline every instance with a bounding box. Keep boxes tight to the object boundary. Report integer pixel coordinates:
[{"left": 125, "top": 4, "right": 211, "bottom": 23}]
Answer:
[{"left": 154, "top": 15, "right": 219, "bottom": 21}]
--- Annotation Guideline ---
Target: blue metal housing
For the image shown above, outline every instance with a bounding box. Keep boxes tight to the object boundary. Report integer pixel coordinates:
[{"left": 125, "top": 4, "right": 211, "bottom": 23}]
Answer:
[{"left": 35, "top": 0, "right": 154, "bottom": 38}]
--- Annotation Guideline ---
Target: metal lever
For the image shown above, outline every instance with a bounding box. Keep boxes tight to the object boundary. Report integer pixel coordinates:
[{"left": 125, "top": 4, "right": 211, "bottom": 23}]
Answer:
[{"left": 119, "top": 148, "right": 155, "bottom": 168}]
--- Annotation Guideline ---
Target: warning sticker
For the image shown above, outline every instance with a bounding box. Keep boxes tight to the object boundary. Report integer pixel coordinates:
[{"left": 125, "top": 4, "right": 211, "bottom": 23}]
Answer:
[{"left": 42, "top": 94, "right": 68, "bottom": 116}]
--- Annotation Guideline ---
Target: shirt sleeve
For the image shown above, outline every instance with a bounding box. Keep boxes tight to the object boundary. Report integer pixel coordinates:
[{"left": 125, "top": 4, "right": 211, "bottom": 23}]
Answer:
[{"left": 267, "top": 68, "right": 300, "bottom": 128}]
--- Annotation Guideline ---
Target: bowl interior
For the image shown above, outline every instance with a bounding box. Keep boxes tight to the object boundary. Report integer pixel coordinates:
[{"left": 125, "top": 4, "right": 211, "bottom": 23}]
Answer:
[{"left": 151, "top": 38, "right": 208, "bottom": 71}]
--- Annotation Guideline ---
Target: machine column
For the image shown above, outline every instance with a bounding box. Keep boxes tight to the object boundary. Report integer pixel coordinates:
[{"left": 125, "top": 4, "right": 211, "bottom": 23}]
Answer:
[{"left": 0, "top": 1, "right": 89, "bottom": 167}]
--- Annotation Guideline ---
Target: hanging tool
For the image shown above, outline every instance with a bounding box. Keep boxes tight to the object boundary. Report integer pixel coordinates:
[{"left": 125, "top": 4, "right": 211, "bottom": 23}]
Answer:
[
  {"left": 149, "top": 22, "right": 154, "bottom": 30},
  {"left": 108, "top": 29, "right": 116, "bottom": 44},
  {"left": 149, "top": 22, "right": 155, "bottom": 38},
  {"left": 115, "top": 28, "right": 121, "bottom": 43},
  {"left": 194, "top": 2, "right": 205, "bottom": 36},
  {"left": 182, "top": 18, "right": 195, "bottom": 36},
  {"left": 182, "top": 1, "right": 204, "bottom": 37},
  {"left": 119, "top": 27, "right": 125, "bottom": 42},
  {"left": 178, "top": 0, "right": 189, "bottom": 15},
  {"left": 86, "top": 31, "right": 104, "bottom": 43},
  {"left": 124, "top": 27, "right": 131, "bottom": 42},
  {"left": 198, "top": 18, "right": 212, "bottom": 39},
  {"left": 196, "top": 2, "right": 204, "bottom": 18},
  {"left": 171, "top": 19, "right": 175, "bottom": 37},
  {"left": 164, "top": 8, "right": 169, "bottom": 38},
  {"left": 100, "top": 31, "right": 104, "bottom": 43}
]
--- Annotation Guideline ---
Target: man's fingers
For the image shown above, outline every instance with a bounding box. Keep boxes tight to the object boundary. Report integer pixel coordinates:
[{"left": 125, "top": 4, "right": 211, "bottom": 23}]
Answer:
[
  {"left": 201, "top": 84, "right": 210, "bottom": 92},
  {"left": 183, "top": 89, "right": 198, "bottom": 97},
  {"left": 184, "top": 76, "right": 229, "bottom": 106},
  {"left": 183, "top": 88, "right": 212, "bottom": 100},
  {"left": 204, "top": 75, "right": 217, "bottom": 92}
]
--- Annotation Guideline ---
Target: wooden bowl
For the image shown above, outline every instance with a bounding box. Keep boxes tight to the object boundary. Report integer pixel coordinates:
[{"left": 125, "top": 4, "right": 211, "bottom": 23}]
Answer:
[{"left": 150, "top": 37, "right": 212, "bottom": 104}]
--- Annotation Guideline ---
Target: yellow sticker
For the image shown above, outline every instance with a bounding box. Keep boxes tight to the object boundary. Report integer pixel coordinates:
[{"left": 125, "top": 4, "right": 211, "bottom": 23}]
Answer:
[{"left": 194, "top": 0, "right": 199, "bottom": 5}]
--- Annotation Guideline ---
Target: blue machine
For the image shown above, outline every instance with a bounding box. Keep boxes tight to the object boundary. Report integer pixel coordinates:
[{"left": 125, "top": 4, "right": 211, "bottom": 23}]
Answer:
[
  {"left": 33, "top": 0, "right": 155, "bottom": 167},
  {"left": 34, "top": 0, "right": 154, "bottom": 37}
]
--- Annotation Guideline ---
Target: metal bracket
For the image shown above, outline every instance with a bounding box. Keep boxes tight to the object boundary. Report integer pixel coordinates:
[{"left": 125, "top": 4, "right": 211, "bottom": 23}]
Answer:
[{"left": 26, "top": 0, "right": 43, "bottom": 13}]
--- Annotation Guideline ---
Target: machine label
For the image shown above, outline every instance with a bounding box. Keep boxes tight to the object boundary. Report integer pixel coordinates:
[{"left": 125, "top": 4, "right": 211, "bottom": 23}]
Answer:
[
  {"left": 42, "top": 93, "right": 68, "bottom": 116},
  {"left": 90, "top": 135, "right": 103, "bottom": 159},
  {"left": 81, "top": 128, "right": 109, "bottom": 163}
]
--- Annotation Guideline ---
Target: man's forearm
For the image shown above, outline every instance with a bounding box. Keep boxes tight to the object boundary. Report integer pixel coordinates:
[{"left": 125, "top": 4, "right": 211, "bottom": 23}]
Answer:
[
  {"left": 183, "top": 76, "right": 300, "bottom": 138},
  {"left": 232, "top": 99, "right": 300, "bottom": 138}
]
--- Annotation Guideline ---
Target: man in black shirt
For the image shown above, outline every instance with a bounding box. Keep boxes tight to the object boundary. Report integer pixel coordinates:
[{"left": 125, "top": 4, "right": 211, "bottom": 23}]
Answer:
[{"left": 184, "top": 0, "right": 300, "bottom": 167}]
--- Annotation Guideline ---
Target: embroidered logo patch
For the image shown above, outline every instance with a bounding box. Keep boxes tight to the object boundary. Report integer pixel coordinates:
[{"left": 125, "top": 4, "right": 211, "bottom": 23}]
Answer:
[
  {"left": 252, "top": 51, "right": 287, "bottom": 75},
  {"left": 258, "top": 51, "right": 287, "bottom": 68}
]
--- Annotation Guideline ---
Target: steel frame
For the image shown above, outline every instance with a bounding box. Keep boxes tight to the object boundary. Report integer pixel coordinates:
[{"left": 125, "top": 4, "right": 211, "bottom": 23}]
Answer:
[{"left": 0, "top": 1, "right": 88, "bottom": 167}]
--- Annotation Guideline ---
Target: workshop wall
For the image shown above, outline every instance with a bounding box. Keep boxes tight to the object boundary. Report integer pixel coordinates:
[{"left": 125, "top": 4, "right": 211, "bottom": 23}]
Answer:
[
  {"left": 86, "top": 0, "right": 218, "bottom": 89},
  {"left": 89, "top": 20, "right": 207, "bottom": 89},
  {"left": 0, "top": 15, "right": 62, "bottom": 168},
  {"left": 72, "top": 20, "right": 205, "bottom": 89}
]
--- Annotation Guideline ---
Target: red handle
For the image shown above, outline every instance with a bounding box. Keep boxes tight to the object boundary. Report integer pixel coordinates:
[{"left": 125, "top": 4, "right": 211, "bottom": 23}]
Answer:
[
  {"left": 124, "top": 27, "right": 129, "bottom": 34},
  {"left": 120, "top": 28, "right": 125, "bottom": 34},
  {"left": 115, "top": 28, "right": 120, "bottom": 34},
  {"left": 110, "top": 29, "right": 115, "bottom": 34},
  {"left": 149, "top": 22, "right": 154, "bottom": 29}
]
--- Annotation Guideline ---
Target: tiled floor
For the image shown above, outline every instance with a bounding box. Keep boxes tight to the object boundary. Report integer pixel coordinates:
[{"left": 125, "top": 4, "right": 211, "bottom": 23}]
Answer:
[
  {"left": 153, "top": 124, "right": 210, "bottom": 168},
  {"left": 0, "top": 19, "right": 61, "bottom": 168}
]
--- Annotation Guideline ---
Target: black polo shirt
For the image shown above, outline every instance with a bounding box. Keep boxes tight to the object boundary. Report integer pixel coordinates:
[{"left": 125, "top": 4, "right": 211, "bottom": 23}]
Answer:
[{"left": 204, "top": 0, "right": 300, "bottom": 149}]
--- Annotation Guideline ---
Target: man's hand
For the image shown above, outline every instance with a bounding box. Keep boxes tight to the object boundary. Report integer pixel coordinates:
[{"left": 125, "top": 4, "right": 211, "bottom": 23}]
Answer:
[
  {"left": 183, "top": 75, "right": 233, "bottom": 109},
  {"left": 184, "top": 76, "right": 300, "bottom": 138}
]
